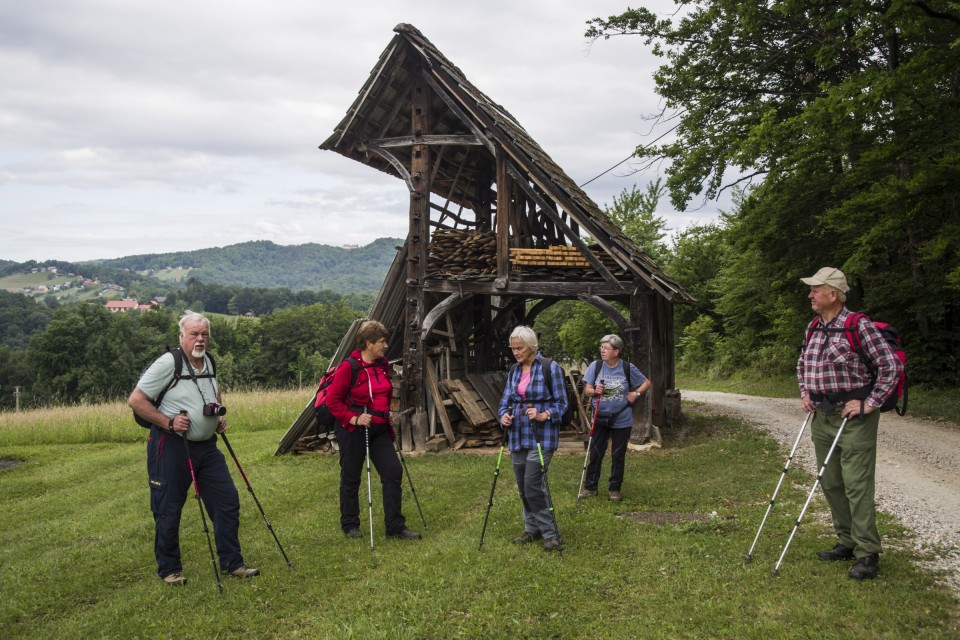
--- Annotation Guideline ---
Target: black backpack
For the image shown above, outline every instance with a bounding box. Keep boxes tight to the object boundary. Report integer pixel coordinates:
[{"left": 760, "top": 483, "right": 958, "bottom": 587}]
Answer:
[
  {"left": 133, "top": 348, "right": 217, "bottom": 428},
  {"left": 512, "top": 357, "right": 573, "bottom": 426}
]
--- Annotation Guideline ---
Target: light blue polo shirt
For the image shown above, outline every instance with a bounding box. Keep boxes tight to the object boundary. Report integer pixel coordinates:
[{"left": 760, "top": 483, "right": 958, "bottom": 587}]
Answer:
[{"left": 137, "top": 352, "right": 221, "bottom": 441}]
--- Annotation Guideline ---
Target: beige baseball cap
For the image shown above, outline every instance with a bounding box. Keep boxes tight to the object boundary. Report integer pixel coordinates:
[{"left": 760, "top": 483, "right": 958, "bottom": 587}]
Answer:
[{"left": 801, "top": 267, "right": 849, "bottom": 293}]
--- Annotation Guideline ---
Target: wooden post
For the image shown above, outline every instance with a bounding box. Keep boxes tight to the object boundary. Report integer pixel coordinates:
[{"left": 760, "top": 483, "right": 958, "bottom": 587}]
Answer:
[
  {"left": 494, "top": 145, "right": 510, "bottom": 289},
  {"left": 627, "top": 289, "right": 653, "bottom": 442},
  {"left": 402, "top": 67, "right": 431, "bottom": 450}
]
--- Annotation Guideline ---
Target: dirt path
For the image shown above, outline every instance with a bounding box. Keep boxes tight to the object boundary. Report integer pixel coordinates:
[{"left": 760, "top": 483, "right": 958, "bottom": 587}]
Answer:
[{"left": 683, "top": 390, "right": 960, "bottom": 593}]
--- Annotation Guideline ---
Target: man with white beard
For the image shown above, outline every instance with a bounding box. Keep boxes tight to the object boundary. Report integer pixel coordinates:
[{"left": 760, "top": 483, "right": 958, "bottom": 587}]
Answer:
[{"left": 129, "top": 312, "right": 258, "bottom": 586}]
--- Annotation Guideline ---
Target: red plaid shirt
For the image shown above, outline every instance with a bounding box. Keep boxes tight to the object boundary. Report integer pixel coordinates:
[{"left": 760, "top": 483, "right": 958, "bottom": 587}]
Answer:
[{"left": 797, "top": 308, "right": 903, "bottom": 409}]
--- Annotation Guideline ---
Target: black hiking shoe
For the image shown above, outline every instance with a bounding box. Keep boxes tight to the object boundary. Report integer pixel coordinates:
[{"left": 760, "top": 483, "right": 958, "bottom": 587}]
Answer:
[
  {"left": 817, "top": 543, "right": 855, "bottom": 561},
  {"left": 386, "top": 528, "right": 422, "bottom": 540},
  {"left": 849, "top": 554, "right": 880, "bottom": 580},
  {"left": 344, "top": 528, "right": 362, "bottom": 539}
]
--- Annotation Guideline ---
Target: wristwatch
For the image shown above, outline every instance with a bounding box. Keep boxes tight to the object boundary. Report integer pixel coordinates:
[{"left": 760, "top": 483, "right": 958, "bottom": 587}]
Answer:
[{"left": 167, "top": 417, "right": 175, "bottom": 432}]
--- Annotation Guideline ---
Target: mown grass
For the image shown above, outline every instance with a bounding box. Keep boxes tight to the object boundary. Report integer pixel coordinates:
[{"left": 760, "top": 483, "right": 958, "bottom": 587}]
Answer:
[{"left": 0, "top": 392, "right": 957, "bottom": 639}]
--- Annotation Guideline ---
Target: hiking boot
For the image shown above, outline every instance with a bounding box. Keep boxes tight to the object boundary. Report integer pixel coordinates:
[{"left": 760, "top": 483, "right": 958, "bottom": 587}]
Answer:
[
  {"left": 849, "top": 554, "right": 880, "bottom": 580},
  {"left": 386, "top": 528, "right": 422, "bottom": 540},
  {"left": 578, "top": 488, "right": 598, "bottom": 499},
  {"left": 226, "top": 565, "right": 260, "bottom": 578},
  {"left": 512, "top": 531, "right": 543, "bottom": 544},
  {"left": 344, "top": 528, "right": 362, "bottom": 539},
  {"left": 161, "top": 572, "right": 187, "bottom": 586},
  {"left": 608, "top": 490, "right": 622, "bottom": 502},
  {"left": 817, "top": 543, "right": 855, "bottom": 561},
  {"left": 543, "top": 537, "right": 564, "bottom": 552}
]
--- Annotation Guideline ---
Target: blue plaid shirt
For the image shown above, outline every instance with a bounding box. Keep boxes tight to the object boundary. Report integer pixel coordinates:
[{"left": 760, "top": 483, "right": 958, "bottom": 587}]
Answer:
[{"left": 497, "top": 353, "right": 567, "bottom": 452}]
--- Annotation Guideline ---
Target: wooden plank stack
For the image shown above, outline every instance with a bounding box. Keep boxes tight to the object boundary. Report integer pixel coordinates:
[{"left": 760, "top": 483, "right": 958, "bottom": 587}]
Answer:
[
  {"left": 510, "top": 245, "right": 590, "bottom": 269},
  {"left": 441, "top": 377, "right": 503, "bottom": 447},
  {"left": 427, "top": 229, "right": 497, "bottom": 277}
]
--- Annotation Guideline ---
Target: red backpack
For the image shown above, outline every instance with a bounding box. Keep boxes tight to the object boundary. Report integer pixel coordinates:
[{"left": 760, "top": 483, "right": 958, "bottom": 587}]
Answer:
[
  {"left": 806, "top": 313, "right": 908, "bottom": 415},
  {"left": 313, "top": 358, "right": 361, "bottom": 431}
]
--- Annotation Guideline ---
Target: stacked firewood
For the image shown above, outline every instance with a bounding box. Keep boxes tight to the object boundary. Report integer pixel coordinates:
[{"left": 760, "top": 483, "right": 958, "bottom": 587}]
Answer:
[
  {"left": 293, "top": 430, "right": 338, "bottom": 454},
  {"left": 427, "top": 229, "right": 497, "bottom": 277}
]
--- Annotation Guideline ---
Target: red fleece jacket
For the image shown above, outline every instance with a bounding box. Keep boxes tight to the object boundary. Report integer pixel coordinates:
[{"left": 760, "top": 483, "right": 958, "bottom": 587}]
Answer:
[{"left": 326, "top": 349, "right": 393, "bottom": 434}]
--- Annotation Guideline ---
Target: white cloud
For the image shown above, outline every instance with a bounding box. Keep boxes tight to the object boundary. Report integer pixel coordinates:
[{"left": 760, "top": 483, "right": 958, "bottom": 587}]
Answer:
[{"left": 0, "top": 0, "right": 722, "bottom": 263}]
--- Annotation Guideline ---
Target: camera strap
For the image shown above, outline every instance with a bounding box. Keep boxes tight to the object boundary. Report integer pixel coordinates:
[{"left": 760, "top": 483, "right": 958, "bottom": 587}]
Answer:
[{"left": 182, "top": 354, "right": 219, "bottom": 405}]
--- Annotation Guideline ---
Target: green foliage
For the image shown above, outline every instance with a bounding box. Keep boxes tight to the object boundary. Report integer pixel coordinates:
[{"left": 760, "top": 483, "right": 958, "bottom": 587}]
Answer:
[
  {"left": 589, "top": 1, "right": 960, "bottom": 386},
  {"left": 0, "top": 402, "right": 956, "bottom": 638},
  {"left": 253, "top": 302, "right": 364, "bottom": 387},
  {"left": 603, "top": 181, "right": 670, "bottom": 263},
  {"left": 0, "top": 290, "right": 52, "bottom": 350}
]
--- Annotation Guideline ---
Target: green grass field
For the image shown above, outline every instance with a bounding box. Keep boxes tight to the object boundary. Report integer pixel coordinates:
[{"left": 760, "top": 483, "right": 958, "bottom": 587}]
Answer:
[{"left": 0, "top": 390, "right": 957, "bottom": 639}]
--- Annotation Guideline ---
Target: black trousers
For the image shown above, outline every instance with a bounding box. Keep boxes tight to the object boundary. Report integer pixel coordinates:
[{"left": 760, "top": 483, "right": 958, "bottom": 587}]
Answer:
[
  {"left": 334, "top": 423, "right": 406, "bottom": 534},
  {"left": 584, "top": 426, "right": 632, "bottom": 492},
  {"left": 147, "top": 427, "right": 244, "bottom": 577}
]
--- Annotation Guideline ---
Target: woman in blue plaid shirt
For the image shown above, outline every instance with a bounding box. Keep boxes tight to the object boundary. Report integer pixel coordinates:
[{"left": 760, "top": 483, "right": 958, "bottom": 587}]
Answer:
[{"left": 498, "top": 325, "right": 568, "bottom": 552}]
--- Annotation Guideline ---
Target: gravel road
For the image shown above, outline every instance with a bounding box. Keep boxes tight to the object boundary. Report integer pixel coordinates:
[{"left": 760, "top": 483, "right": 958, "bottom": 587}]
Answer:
[{"left": 684, "top": 390, "right": 960, "bottom": 593}]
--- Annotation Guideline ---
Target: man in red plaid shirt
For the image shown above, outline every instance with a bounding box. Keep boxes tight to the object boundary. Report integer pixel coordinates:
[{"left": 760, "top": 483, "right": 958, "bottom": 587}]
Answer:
[{"left": 797, "top": 267, "right": 903, "bottom": 581}]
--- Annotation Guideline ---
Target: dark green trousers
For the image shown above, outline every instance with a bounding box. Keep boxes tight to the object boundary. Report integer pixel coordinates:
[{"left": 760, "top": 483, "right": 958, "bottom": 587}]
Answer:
[{"left": 810, "top": 410, "right": 882, "bottom": 558}]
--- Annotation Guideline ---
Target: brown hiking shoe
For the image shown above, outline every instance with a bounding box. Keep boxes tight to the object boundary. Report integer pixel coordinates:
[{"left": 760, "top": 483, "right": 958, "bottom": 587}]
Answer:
[
  {"left": 226, "top": 565, "right": 260, "bottom": 578},
  {"left": 609, "top": 491, "right": 622, "bottom": 502},
  {"left": 512, "top": 531, "right": 543, "bottom": 544},
  {"left": 578, "top": 488, "right": 598, "bottom": 499},
  {"left": 543, "top": 537, "right": 564, "bottom": 552},
  {"left": 161, "top": 572, "right": 187, "bottom": 586}
]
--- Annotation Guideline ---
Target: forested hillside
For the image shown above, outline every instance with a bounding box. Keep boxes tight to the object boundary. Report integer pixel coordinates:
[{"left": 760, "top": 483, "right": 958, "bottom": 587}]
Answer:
[
  {"left": 580, "top": 2, "right": 960, "bottom": 387},
  {"left": 93, "top": 237, "right": 403, "bottom": 292}
]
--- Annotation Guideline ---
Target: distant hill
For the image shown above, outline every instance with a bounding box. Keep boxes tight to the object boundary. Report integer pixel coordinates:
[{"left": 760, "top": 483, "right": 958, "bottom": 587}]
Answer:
[{"left": 89, "top": 238, "right": 403, "bottom": 293}]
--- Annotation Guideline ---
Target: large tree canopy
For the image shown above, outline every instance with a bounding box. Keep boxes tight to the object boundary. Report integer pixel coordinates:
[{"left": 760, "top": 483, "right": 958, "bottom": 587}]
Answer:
[{"left": 588, "top": 1, "right": 960, "bottom": 384}]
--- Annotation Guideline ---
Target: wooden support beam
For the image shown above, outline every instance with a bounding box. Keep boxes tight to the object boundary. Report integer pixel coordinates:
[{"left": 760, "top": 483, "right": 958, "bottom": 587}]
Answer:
[
  {"left": 495, "top": 145, "right": 510, "bottom": 289},
  {"left": 424, "top": 359, "right": 456, "bottom": 445}
]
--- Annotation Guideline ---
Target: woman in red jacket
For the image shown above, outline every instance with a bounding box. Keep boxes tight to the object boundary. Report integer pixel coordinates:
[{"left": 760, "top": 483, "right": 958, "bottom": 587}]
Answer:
[{"left": 327, "top": 320, "right": 421, "bottom": 540}]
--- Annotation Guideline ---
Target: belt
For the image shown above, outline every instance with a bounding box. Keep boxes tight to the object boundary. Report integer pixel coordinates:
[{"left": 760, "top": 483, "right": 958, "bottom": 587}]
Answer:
[{"left": 348, "top": 405, "right": 390, "bottom": 419}]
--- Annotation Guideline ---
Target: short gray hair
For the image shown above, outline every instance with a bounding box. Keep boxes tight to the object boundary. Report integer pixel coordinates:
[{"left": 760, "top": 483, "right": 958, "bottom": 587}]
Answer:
[
  {"left": 600, "top": 334, "right": 623, "bottom": 351},
  {"left": 510, "top": 325, "right": 538, "bottom": 349},
  {"left": 179, "top": 311, "right": 211, "bottom": 335}
]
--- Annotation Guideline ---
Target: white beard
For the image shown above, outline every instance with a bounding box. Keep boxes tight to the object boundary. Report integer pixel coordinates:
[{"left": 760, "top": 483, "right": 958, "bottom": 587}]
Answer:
[{"left": 191, "top": 345, "right": 206, "bottom": 359}]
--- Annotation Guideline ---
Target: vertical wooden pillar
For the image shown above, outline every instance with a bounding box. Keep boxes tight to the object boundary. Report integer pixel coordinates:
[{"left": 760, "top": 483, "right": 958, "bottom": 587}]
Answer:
[
  {"left": 628, "top": 289, "right": 653, "bottom": 442},
  {"left": 494, "top": 145, "right": 510, "bottom": 289},
  {"left": 402, "top": 68, "right": 431, "bottom": 450}
]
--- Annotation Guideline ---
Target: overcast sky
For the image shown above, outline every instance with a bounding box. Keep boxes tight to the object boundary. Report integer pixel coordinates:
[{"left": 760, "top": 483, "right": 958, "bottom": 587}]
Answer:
[{"left": 0, "top": 0, "right": 721, "bottom": 264}]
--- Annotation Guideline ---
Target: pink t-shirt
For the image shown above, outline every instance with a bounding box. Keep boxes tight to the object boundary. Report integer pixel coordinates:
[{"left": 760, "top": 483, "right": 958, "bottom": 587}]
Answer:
[{"left": 517, "top": 370, "right": 531, "bottom": 400}]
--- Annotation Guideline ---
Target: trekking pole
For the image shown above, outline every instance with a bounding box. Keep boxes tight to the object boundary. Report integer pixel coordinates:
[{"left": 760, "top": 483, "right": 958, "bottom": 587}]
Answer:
[
  {"left": 364, "top": 415, "right": 375, "bottom": 551},
  {"left": 394, "top": 438, "right": 427, "bottom": 529},
  {"left": 530, "top": 404, "right": 561, "bottom": 551},
  {"left": 220, "top": 432, "right": 292, "bottom": 568},
  {"left": 179, "top": 412, "right": 223, "bottom": 593},
  {"left": 391, "top": 411, "right": 426, "bottom": 528},
  {"left": 744, "top": 412, "right": 812, "bottom": 563},
  {"left": 772, "top": 417, "right": 848, "bottom": 576},
  {"left": 577, "top": 382, "right": 604, "bottom": 500},
  {"left": 479, "top": 407, "right": 510, "bottom": 550}
]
